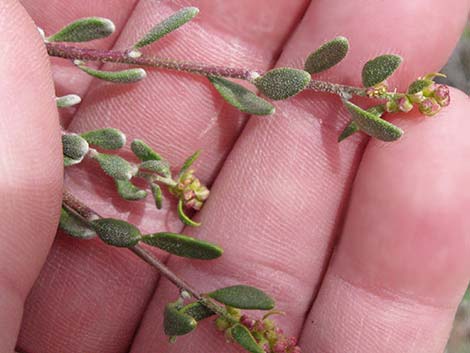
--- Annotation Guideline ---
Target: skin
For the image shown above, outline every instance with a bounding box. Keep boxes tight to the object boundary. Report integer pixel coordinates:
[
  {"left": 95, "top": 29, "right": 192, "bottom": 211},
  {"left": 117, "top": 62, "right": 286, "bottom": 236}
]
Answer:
[{"left": 0, "top": 0, "right": 469, "bottom": 352}]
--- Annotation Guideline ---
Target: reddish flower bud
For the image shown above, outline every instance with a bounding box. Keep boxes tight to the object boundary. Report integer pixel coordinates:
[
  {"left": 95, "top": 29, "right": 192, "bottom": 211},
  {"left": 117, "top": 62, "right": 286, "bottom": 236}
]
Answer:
[
  {"left": 240, "top": 314, "right": 256, "bottom": 330},
  {"left": 419, "top": 98, "right": 441, "bottom": 117},
  {"left": 273, "top": 340, "right": 288, "bottom": 353},
  {"left": 434, "top": 84, "right": 450, "bottom": 107},
  {"left": 397, "top": 96, "right": 413, "bottom": 113}
]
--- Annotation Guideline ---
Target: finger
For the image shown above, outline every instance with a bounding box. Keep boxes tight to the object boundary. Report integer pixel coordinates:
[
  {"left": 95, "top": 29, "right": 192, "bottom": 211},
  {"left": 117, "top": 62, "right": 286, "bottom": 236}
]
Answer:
[
  {"left": 0, "top": 1, "right": 62, "bottom": 351},
  {"left": 300, "top": 88, "right": 470, "bottom": 353},
  {"left": 17, "top": 1, "right": 309, "bottom": 353},
  {"left": 130, "top": 0, "right": 470, "bottom": 352},
  {"left": 19, "top": 0, "right": 137, "bottom": 124}
]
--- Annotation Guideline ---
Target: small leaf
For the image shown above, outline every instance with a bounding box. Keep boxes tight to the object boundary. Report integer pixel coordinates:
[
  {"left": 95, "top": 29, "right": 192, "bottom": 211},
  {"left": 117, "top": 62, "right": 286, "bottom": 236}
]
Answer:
[
  {"left": 81, "top": 128, "right": 126, "bottom": 150},
  {"left": 338, "top": 104, "right": 386, "bottom": 142},
  {"left": 254, "top": 68, "right": 311, "bottom": 100},
  {"left": 142, "top": 232, "right": 223, "bottom": 260},
  {"left": 59, "top": 208, "right": 96, "bottom": 239},
  {"left": 344, "top": 100, "right": 403, "bottom": 141},
  {"left": 62, "top": 133, "right": 89, "bottom": 161},
  {"left": 150, "top": 183, "right": 163, "bottom": 209},
  {"left": 92, "top": 153, "right": 135, "bottom": 180},
  {"left": 180, "top": 302, "right": 215, "bottom": 321},
  {"left": 164, "top": 303, "right": 197, "bottom": 336},
  {"left": 131, "top": 139, "right": 163, "bottom": 161},
  {"left": 133, "top": 7, "right": 199, "bottom": 49},
  {"left": 75, "top": 62, "right": 147, "bottom": 83},
  {"left": 338, "top": 121, "right": 359, "bottom": 142},
  {"left": 230, "top": 324, "right": 264, "bottom": 353},
  {"left": 140, "top": 160, "right": 171, "bottom": 178},
  {"left": 407, "top": 79, "right": 433, "bottom": 94},
  {"left": 64, "top": 156, "right": 82, "bottom": 167},
  {"left": 304, "top": 36, "right": 349, "bottom": 74},
  {"left": 91, "top": 218, "right": 141, "bottom": 247},
  {"left": 179, "top": 150, "right": 200, "bottom": 177},
  {"left": 177, "top": 199, "right": 201, "bottom": 227},
  {"left": 208, "top": 285, "right": 275, "bottom": 310},
  {"left": 115, "top": 179, "right": 147, "bottom": 200},
  {"left": 56, "top": 94, "right": 81, "bottom": 108},
  {"left": 47, "top": 17, "right": 115, "bottom": 43},
  {"left": 208, "top": 76, "right": 275, "bottom": 116},
  {"left": 362, "top": 54, "right": 402, "bottom": 87}
]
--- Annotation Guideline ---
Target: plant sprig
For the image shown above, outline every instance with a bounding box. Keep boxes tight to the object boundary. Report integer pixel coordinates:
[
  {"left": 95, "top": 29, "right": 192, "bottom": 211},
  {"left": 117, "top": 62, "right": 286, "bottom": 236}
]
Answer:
[{"left": 50, "top": 5, "right": 454, "bottom": 353}]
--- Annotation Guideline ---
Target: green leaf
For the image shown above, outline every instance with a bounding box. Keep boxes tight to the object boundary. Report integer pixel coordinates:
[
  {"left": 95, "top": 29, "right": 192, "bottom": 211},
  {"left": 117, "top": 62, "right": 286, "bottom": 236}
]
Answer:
[
  {"left": 164, "top": 303, "right": 197, "bottom": 336},
  {"left": 208, "top": 76, "right": 275, "bottom": 116},
  {"left": 59, "top": 208, "right": 96, "bottom": 239},
  {"left": 150, "top": 183, "right": 163, "bottom": 209},
  {"left": 47, "top": 17, "right": 115, "bottom": 43},
  {"left": 208, "top": 285, "right": 275, "bottom": 310},
  {"left": 142, "top": 232, "right": 223, "bottom": 260},
  {"left": 177, "top": 199, "right": 201, "bottom": 227},
  {"left": 254, "top": 68, "right": 311, "bottom": 100},
  {"left": 92, "top": 153, "right": 135, "bottom": 180},
  {"left": 62, "top": 133, "right": 89, "bottom": 161},
  {"left": 179, "top": 150, "right": 200, "bottom": 177},
  {"left": 139, "top": 160, "right": 171, "bottom": 178},
  {"left": 463, "top": 284, "right": 470, "bottom": 302},
  {"left": 407, "top": 79, "right": 433, "bottom": 94},
  {"left": 343, "top": 100, "right": 403, "bottom": 141},
  {"left": 115, "top": 179, "right": 147, "bottom": 200},
  {"left": 180, "top": 302, "right": 215, "bottom": 321},
  {"left": 75, "top": 62, "right": 146, "bottom": 83},
  {"left": 56, "top": 94, "right": 81, "bottom": 108},
  {"left": 230, "top": 324, "right": 264, "bottom": 353},
  {"left": 91, "top": 218, "right": 141, "bottom": 247},
  {"left": 338, "top": 121, "right": 359, "bottom": 142},
  {"left": 64, "top": 156, "right": 82, "bottom": 167},
  {"left": 338, "top": 104, "right": 386, "bottom": 142},
  {"left": 362, "top": 54, "right": 402, "bottom": 87},
  {"left": 304, "top": 36, "right": 349, "bottom": 74},
  {"left": 131, "top": 139, "right": 163, "bottom": 161},
  {"left": 133, "top": 7, "right": 199, "bottom": 49},
  {"left": 81, "top": 128, "right": 126, "bottom": 150}
]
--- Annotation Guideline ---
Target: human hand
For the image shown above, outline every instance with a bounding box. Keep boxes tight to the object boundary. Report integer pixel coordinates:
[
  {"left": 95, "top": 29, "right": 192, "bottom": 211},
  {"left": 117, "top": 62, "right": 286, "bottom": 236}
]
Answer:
[{"left": 2, "top": 1, "right": 470, "bottom": 352}]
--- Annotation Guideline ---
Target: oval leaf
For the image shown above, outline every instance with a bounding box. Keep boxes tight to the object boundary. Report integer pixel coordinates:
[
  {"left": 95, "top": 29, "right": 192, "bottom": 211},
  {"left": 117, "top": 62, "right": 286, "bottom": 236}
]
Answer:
[
  {"left": 76, "top": 63, "right": 146, "bottom": 83},
  {"left": 254, "top": 68, "right": 311, "bottom": 100},
  {"left": 47, "top": 17, "right": 115, "bottom": 43},
  {"left": 343, "top": 100, "right": 403, "bottom": 141},
  {"left": 304, "top": 36, "right": 349, "bottom": 74},
  {"left": 150, "top": 183, "right": 163, "bottom": 209},
  {"left": 81, "top": 128, "right": 126, "bottom": 150},
  {"left": 92, "top": 153, "right": 134, "bottom": 180},
  {"left": 231, "top": 324, "right": 264, "bottom": 353},
  {"left": 91, "top": 218, "right": 141, "bottom": 247},
  {"left": 133, "top": 7, "right": 199, "bottom": 49},
  {"left": 177, "top": 199, "right": 201, "bottom": 227},
  {"left": 208, "top": 76, "right": 275, "bottom": 116},
  {"left": 140, "top": 160, "right": 171, "bottom": 177},
  {"left": 142, "top": 232, "right": 223, "bottom": 260},
  {"left": 62, "top": 133, "right": 89, "bottom": 161},
  {"left": 407, "top": 79, "right": 433, "bottom": 94},
  {"left": 362, "top": 54, "right": 402, "bottom": 87},
  {"left": 180, "top": 302, "right": 215, "bottom": 321},
  {"left": 164, "top": 303, "right": 197, "bottom": 336},
  {"left": 56, "top": 94, "right": 81, "bottom": 108},
  {"left": 59, "top": 208, "right": 96, "bottom": 239},
  {"left": 208, "top": 285, "right": 275, "bottom": 310},
  {"left": 115, "top": 179, "right": 147, "bottom": 201},
  {"left": 131, "top": 139, "right": 163, "bottom": 161}
]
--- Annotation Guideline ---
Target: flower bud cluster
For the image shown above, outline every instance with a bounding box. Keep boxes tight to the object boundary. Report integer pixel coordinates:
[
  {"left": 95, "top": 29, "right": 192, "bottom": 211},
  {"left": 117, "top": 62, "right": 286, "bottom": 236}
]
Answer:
[
  {"left": 384, "top": 74, "right": 450, "bottom": 117},
  {"left": 216, "top": 308, "right": 301, "bottom": 353},
  {"left": 170, "top": 169, "right": 210, "bottom": 210}
]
